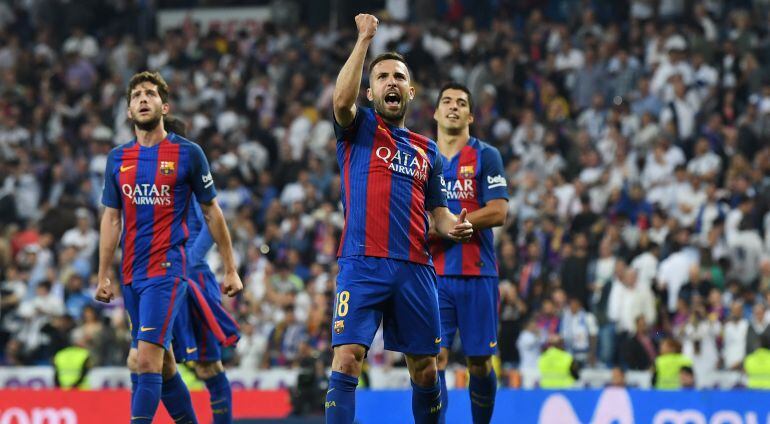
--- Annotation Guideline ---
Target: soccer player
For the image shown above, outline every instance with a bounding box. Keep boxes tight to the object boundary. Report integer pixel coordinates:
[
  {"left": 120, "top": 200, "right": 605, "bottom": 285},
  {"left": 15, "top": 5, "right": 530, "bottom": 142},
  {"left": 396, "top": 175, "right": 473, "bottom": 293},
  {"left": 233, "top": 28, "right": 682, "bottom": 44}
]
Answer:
[
  {"left": 430, "top": 82, "right": 508, "bottom": 424},
  {"left": 95, "top": 72, "right": 243, "bottom": 424},
  {"left": 325, "top": 14, "right": 473, "bottom": 424},
  {"left": 166, "top": 116, "right": 240, "bottom": 424}
]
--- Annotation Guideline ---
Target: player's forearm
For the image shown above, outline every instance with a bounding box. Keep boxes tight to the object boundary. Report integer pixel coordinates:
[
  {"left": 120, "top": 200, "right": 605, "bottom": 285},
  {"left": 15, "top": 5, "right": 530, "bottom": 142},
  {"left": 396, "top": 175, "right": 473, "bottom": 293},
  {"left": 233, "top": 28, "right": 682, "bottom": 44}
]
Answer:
[
  {"left": 333, "top": 37, "right": 371, "bottom": 116},
  {"left": 431, "top": 207, "right": 459, "bottom": 239},
  {"left": 467, "top": 201, "right": 508, "bottom": 230},
  {"left": 97, "top": 209, "right": 122, "bottom": 278},
  {"left": 202, "top": 201, "right": 237, "bottom": 274}
]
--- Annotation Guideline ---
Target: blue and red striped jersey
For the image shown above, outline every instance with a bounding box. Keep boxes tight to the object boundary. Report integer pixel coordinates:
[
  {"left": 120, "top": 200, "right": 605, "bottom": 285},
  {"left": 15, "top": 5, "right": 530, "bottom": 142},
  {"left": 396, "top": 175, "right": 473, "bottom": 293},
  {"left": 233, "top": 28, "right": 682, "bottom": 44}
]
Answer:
[
  {"left": 430, "top": 137, "right": 507, "bottom": 277},
  {"left": 101, "top": 132, "right": 217, "bottom": 284},
  {"left": 335, "top": 107, "right": 448, "bottom": 265}
]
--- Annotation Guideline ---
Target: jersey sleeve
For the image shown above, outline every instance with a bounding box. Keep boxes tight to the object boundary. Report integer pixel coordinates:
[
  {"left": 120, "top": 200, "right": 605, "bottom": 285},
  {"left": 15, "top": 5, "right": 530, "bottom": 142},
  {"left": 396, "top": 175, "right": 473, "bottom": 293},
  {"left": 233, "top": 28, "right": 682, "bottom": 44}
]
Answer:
[
  {"left": 188, "top": 143, "right": 217, "bottom": 203},
  {"left": 425, "top": 153, "right": 448, "bottom": 211},
  {"left": 479, "top": 146, "right": 508, "bottom": 203},
  {"left": 101, "top": 149, "right": 121, "bottom": 209},
  {"left": 333, "top": 106, "right": 373, "bottom": 141},
  {"left": 188, "top": 201, "right": 215, "bottom": 266}
]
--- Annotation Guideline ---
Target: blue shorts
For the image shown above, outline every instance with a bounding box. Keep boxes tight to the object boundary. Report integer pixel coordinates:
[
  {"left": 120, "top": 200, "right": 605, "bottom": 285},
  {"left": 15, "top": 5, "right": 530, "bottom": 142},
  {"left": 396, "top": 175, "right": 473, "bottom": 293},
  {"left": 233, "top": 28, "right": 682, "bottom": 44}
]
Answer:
[
  {"left": 332, "top": 256, "right": 441, "bottom": 355},
  {"left": 124, "top": 276, "right": 188, "bottom": 350},
  {"left": 172, "top": 268, "right": 241, "bottom": 363},
  {"left": 438, "top": 275, "right": 499, "bottom": 356}
]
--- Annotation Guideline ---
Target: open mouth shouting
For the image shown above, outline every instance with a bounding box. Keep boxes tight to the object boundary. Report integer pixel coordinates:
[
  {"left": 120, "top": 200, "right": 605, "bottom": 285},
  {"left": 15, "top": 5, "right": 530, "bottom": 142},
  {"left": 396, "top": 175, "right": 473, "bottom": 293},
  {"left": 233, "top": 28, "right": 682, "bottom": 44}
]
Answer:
[{"left": 384, "top": 91, "right": 401, "bottom": 109}]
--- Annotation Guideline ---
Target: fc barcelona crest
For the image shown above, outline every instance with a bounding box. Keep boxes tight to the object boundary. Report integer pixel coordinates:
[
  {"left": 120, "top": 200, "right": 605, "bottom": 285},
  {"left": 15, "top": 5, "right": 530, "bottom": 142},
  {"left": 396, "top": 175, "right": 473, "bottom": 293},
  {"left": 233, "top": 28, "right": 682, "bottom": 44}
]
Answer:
[
  {"left": 334, "top": 320, "right": 345, "bottom": 334},
  {"left": 160, "top": 161, "right": 175, "bottom": 175},
  {"left": 459, "top": 165, "right": 475, "bottom": 178}
]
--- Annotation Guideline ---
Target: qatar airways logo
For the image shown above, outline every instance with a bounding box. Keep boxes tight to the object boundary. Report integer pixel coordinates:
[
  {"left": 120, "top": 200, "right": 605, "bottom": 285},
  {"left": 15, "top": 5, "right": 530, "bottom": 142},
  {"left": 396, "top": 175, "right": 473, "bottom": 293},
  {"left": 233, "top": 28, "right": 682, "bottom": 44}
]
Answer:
[
  {"left": 375, "top": 146, "right": 429, "bottom": 182},
  {"left": 444, "top": 178, "right": 476, "bottom": 200},
  {"left": 121, "top": 184, "right": 172, "bottom": 206}
]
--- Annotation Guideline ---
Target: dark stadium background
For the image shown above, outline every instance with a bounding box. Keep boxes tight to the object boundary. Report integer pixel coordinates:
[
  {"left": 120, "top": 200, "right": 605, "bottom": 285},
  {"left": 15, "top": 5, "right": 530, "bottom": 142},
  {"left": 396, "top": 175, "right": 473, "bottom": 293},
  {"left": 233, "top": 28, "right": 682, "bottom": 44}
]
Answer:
[{"left": 2, "top": 0, "right": 770, "bottom": 422}]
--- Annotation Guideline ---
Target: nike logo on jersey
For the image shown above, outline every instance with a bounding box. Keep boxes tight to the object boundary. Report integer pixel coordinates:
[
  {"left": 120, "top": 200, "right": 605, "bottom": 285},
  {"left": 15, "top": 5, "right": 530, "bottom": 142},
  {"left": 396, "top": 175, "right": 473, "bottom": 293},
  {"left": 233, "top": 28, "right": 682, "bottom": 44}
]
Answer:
[
  {"left": 435, "top": 337, "right": 442, "bottom": 344},
  {"left": 140, "top": 326, "right": 156, "bottom": 332},
  {"left": 120, "top": 165, "right": 135, "bottom": 172},
  {"left": 489, "top": 341, "right": 498, "bottom": 348},
  {"left": 186, "top": 347, "right": 197, "bottom": 354}
]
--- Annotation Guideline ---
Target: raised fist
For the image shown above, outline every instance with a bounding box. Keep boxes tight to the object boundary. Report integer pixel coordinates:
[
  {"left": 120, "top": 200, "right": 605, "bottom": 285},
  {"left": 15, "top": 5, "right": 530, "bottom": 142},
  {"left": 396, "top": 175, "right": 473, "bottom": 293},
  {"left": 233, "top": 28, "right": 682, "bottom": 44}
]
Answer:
[{"left": 355, "top": 14, "right": 378, "bottom": 40}]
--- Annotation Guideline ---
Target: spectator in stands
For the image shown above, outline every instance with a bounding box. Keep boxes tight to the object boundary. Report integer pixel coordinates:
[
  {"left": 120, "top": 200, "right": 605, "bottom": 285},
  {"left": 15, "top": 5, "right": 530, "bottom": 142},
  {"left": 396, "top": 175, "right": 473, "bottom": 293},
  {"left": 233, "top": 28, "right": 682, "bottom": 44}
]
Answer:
[
  {"left": 499, "top": 279, "right": 527, "bottom": 367},
  {"left": 60, "top": 208, "right": 98, "bottom": 261},
  {"left": 680, "top": 300, "right": 721, "bottom": 377},
  {"left": 679, "top": 264, "right": 715, "bottom": 305},
  {"left": 723, "top": 301, "right": 749, "bottom": 370},
  {"left": 653, "top": 338, "right": 692, "bottom": 389},
  {"left": 262, "top": 305, "right": 306, "bottom": 368},
  {"left": 608, "top": 367, "right": 626, "bottom": 387},
  {"left": 609, "top": 267, "right": 656, "bottom": 354},
  {"left": 538, "top": 336, "right": 579, "bottom": 389},
  {"left": 561, "top": 233, "right": 591, "bottom": 307},
  {"left": 560, "top": 297, "right": 598, "bottom": 367},
  {"left": 4, "top": 0, "right": 770, "bottom": 395},
  {"left": 623, "top": 315, "right": 657, "bottom": 371},
  {"left": 746, "top": 302, "right": 770, "bottom": 355},
  {"left": 517, "top": 319, "right": 541, "bottom": 371},
  {"left": 679, "top": 366, "right": 696, "bottom": 390},
  {"left": 62, "top": 274, "right": 91, "bottom": 320}
]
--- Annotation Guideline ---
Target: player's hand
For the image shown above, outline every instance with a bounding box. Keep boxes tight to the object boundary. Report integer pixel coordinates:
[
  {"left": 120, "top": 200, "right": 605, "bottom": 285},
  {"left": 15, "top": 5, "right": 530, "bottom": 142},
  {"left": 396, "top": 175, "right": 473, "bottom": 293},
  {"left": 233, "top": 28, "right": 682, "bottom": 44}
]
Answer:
[
  {"left": 355, "top": 14, "right": 378, "bottom": 40},
  {"left": 222, "top": 270, "right": 244, "bottom": 297},
  {"left": 94, "top": 277, "right": 114, "bottom": 303},
  {"left": 448, "top": 208, "right": 473, "bottom": 243}
]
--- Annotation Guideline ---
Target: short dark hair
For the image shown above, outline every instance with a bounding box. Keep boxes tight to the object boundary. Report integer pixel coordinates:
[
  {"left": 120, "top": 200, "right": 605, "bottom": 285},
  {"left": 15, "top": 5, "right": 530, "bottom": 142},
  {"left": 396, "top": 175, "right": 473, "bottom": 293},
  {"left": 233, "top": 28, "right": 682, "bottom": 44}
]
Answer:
[
  {"left": 126, "top": 71, "right": 170, "bottom": 105},
  {"left": 435, "top": 82, "right": 474, "bottom": 111},
  {"left": 368, "top": 52, "right": 410, "bottom": 79},
  {"left": 164, "top": 115, "right": 187, "bottom": 137}
]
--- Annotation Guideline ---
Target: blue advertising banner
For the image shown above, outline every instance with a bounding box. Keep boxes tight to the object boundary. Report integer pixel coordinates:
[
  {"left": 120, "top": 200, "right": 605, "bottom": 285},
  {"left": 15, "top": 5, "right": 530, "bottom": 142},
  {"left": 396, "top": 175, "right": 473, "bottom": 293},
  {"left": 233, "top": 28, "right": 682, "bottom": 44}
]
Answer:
[{"left": 356, "top": 388, "right": 770, "bottom": 423}]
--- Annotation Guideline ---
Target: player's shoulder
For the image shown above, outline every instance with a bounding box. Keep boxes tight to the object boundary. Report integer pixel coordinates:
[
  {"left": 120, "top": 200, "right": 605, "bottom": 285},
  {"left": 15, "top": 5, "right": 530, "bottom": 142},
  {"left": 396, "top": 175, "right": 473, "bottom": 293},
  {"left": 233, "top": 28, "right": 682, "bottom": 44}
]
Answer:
[
  {"left": 168, "top": 132, "right": 207, "bottom": 156},
  {"left": 471, "top": 137, "right": 499, "bottom": 153},
  {"left": 472, "top": 137, "right": 503, "bottom": 159},
  {"left": 409, "top": 130, "right": 439, "bottom": 152},
  {"left": 107, "top": 139, "right": 137, "bottom": 158},
  {"left": 167, "top": 132, "right": 198, "bottom": 148}
]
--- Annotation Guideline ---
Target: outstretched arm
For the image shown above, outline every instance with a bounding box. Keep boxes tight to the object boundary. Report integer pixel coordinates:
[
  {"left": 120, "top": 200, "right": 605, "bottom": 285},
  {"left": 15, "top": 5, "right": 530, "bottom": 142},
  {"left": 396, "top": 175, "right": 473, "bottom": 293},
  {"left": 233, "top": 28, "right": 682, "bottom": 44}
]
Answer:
[{"left": 333, "top": 14, "right": 378, "bottom": 127}]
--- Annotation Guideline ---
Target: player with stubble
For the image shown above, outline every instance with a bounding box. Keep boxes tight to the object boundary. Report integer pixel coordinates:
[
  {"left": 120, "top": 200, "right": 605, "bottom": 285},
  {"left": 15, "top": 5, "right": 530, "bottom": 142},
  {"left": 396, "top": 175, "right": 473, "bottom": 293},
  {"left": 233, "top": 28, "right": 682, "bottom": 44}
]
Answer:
[
  {"left": 95, "top": 71, "right": 243, "bottom": 423},
  {"left": 325, "top": 14, "right": 473, "bottom": 424},
  {"left": 430, "top": 82, "right": 508, "bottom": 424}
]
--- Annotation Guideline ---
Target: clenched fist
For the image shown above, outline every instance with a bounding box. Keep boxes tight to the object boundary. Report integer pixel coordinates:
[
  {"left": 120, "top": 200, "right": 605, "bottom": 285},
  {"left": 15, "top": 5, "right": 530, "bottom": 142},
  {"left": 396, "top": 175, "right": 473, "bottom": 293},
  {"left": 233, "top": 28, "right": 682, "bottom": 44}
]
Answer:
[
  {"left": 355, "top": 14, "right": 378, "bottom": 40},
  {"left": 94, "top": 277, "right": 114, "bottom": 303}
]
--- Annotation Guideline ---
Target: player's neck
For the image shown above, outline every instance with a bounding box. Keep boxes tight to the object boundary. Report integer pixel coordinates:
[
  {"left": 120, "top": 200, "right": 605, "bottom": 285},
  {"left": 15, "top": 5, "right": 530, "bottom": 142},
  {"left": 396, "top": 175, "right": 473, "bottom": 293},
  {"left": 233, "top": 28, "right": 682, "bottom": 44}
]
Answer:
[
  {"left": 381, "top": 116, "right": 406, "bottom": 128},
  {"left": 437, "top": 130, "right": 470, "bottom": 158},
  {"left": 134, "top": 124, "right": 168, "bottom": 147}
]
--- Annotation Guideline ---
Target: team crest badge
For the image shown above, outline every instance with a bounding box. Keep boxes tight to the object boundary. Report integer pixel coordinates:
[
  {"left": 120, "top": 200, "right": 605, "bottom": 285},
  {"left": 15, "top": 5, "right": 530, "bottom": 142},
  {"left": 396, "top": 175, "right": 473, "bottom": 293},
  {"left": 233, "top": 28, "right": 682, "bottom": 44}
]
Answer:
[
  {"left": 459, "top": 165, "right": 475, "bottom": 178},
  {"left": 334, "top": 320, "right": 345, "bottom": 334},
  {"left": 160, "top": 161, "right": 175, "bottom": 175}
]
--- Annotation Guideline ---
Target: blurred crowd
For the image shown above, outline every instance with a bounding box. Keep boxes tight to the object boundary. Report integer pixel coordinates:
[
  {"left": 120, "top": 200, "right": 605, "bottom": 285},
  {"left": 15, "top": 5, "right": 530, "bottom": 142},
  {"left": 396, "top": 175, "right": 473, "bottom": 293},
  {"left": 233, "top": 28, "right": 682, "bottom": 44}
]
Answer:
[{"left": 2, "top": 0, "right": 770, "bottom": 390}]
